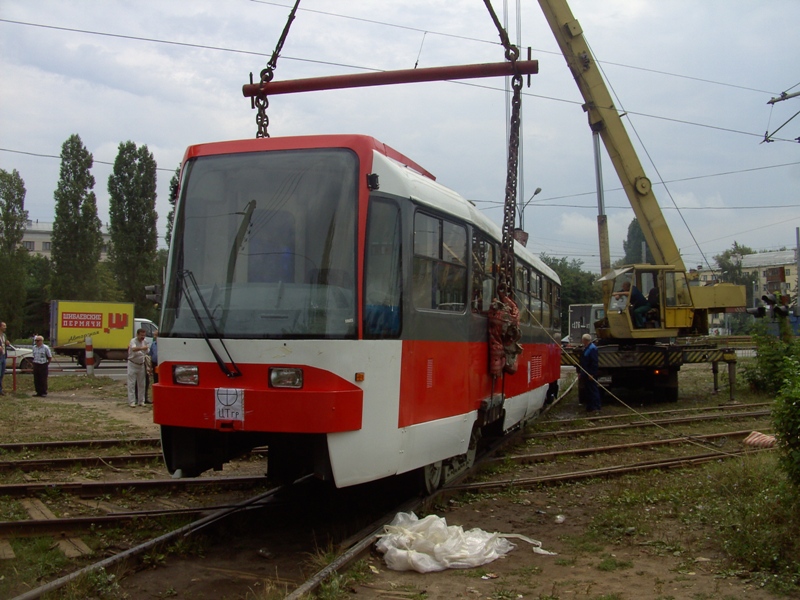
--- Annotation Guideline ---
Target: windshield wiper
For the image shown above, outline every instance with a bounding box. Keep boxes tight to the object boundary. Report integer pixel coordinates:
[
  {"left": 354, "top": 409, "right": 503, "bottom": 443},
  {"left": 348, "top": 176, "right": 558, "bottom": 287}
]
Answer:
[{"left": 179, "top": 269, "right": 242, "bottom": 378}]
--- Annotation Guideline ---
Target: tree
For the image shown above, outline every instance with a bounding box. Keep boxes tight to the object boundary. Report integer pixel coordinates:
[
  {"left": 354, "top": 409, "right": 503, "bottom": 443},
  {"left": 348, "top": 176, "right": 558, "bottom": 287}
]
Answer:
[
  {"left": 714, "top": 241, "right": 756, "bottom": 288},
  {"left": 620, "top": 217, "right": 653, "bottom": 265},
  {"left": 540, "top": 253, "right": 602, "bottom": 336},
  {"left": 165, "top": 165, "right": 180, "bottom": 248},
  {"left": 108, "top": 141, "right": 158, "bottom": 319},
  {"left": 23, "top": 254, "right": 51, "bottom": 338},
  {"left": 51, "top": 134, "right": 103, "bottom": 300},
  {"left": 96, "top": 262, "right": 124, "bottom": 302},
  {"left": 0, "top": 168, "right": 28, "bottom": 253},
  {"left": 714, "top": 241, "right": 758, "bottom": 334},
  {"left": 0, "top": 168, "right": 30, "bottom": 334}
]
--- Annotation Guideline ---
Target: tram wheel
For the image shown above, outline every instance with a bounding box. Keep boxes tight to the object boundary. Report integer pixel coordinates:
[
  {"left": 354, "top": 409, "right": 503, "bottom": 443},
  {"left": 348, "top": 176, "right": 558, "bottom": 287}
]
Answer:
[{"left": 419, "top": 460, "right": 443, "bottom": 494}]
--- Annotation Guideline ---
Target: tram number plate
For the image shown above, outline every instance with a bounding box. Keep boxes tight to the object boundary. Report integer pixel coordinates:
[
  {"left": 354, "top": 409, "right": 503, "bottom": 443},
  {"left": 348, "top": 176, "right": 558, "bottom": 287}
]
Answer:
[{"left": 215, "top": 388, "right": 244, "bottom": 422}]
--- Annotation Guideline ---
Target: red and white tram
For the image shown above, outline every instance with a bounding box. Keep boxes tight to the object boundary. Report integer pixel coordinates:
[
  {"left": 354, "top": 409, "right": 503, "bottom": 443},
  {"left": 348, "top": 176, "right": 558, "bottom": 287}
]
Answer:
[{"left": 153, "top": 134, "right": 562, "bottom": 490}]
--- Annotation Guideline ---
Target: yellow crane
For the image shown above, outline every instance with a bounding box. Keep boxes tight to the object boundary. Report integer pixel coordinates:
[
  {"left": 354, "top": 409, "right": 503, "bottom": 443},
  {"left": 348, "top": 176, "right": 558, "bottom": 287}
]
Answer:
[{"left": 539, "top": 0, "right": 746, "bottom": 400}]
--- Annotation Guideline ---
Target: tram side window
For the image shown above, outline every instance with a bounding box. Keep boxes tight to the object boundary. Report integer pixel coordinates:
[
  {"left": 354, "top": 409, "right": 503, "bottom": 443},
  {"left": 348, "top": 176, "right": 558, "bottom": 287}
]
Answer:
[
  {"left": 515, "top": 263, "right": 530, "bottom": 324},
  {"left": 551, "top": 279, "right": 561, "bottom": 330},
  {"left": 529, "top": 271, "right": 542, "bottom": 325},
  {"left": 471, "top": 233, "right": 496, "bottom": 313},
  {"left": 413, "top": 212, "right": 467, "bottom": 312},
  {"left": 364, "top": 199, "right": 402, "bottom": 338},
  {"left": 541, "top": 279, "right": 552, "bottom": 328}
]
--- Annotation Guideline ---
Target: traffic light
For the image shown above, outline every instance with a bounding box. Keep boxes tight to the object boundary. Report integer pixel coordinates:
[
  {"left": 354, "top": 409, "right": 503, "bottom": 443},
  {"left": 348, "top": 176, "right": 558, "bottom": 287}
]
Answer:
[
  {"left": 746, "top": 306, "right": 766, "bottom": 318},
  {"left": 145, "top": 284, "right": 162, "bottom": 304},
  {"left": 774, "top": 304, "right": 790, "bottom": 317},
  {"left": 761, "top": 292, "right": 790, "bottom": 318}
]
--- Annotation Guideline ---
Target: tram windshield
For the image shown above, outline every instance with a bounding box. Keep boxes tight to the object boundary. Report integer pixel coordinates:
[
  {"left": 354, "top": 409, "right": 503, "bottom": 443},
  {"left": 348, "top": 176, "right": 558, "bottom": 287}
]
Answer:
[{"left": 162, "top": 148, "right": 358, "bottom": 339}]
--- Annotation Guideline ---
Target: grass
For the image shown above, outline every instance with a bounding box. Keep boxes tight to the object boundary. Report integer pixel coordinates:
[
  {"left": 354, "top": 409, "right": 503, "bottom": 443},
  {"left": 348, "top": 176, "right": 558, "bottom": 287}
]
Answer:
[
  {"left": 579, "top": 453, "right": 800, "bottom": 593},
  {"left": 0, "top": 376, "right": 132, "bottom": 445}
]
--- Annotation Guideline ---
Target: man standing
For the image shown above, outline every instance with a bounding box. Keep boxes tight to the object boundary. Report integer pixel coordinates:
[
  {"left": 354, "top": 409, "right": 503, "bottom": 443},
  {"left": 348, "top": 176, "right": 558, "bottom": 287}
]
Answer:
[
  {"left": 0, "top": 322, "right": 9, "bottom": 396},
  {"left": 127, "top": 328, "right": 150, "bottom": 407},
  {"left": 31, "top": 335, "right": 52, "bottom": 397},
  {"left": 579, "top": 333, "right": 601, "bottom": 413}
]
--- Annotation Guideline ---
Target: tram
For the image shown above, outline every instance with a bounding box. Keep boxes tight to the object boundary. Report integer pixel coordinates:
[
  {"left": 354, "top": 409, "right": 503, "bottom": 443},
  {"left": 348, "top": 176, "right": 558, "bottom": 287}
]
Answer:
[{"left": 153, "top": 134, "right": 562, "bottom": 490}]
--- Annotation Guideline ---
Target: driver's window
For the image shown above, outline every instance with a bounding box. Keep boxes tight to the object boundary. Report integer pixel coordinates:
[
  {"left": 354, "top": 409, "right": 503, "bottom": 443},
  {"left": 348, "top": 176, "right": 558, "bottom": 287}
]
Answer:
[{"left": 609, "top": 274, "right": 632, "bottom": 310}]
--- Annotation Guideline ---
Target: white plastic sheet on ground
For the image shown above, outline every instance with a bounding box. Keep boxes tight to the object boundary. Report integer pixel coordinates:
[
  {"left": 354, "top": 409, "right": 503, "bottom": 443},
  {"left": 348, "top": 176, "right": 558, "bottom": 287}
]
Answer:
[{"left": 375, "top": 512, "right": 556, "bottom": 573}]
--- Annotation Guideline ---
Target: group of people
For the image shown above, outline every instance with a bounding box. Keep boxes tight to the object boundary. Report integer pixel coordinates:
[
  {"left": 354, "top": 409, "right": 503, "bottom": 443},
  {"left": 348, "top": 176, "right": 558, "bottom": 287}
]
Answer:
[
  {"left": 0, "top": 320, "right": 159, "bottom": 404},
  {"left": 0, "top": 322, "right": 54, "bottom": 397},
  {"left": 127, "top": 328, "right": 158, "bottom": 407}
]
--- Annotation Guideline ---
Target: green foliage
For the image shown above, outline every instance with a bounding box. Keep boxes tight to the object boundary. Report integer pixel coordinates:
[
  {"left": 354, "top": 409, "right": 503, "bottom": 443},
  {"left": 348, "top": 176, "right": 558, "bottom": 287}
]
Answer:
[
  {"left": 620, "top": 218, "right": 652, "bottom": 265},
  {"left": 108, "top": 141, "right": 159, "bottom": 319},
  {"left": 96, "top": 261, "right": 124, "bottom": 302},
  {"left": 0, "top": 168, "right": 29, "bottom": 252},
  {"left": 742, "top": 320, "right": 800, "bottom": 394},
  {"left": 22, "top": 254, "right": 51, "bottom": 338},
  {"left": 773, "top": 357, "right": 800, "bottom": 488},
  {"left": 51, "top": 134, "right": 104, "bottom": 300},
  {"left": 165, "top": 165, "right": 180, "bottom": 248},
  {"left": 705, "top": 454, "right": 800, "bottom": 591},
  {"left": 0, "top": 168, "right": 30, "bottom": 333},
  {"left": 540, "top": 253, "right": 601, "bottom": 336},
  {"left": 714, "top": 241, "right": 757, "bottom": 306},
  {"left": 594, "top": 453, "right": 800, "bottom": 593}
]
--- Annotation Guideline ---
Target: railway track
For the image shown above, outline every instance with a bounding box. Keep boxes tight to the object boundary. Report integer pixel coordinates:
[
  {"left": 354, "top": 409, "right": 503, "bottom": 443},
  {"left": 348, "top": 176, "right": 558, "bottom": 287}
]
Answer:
[
  {"left": 0, "top": 448, "right": 268, "bottom": 473},
  {"left": 3, "top": 394, "right": 778, "bottom": 599},
  {"left": 277, "top": 400, "right": 777, "bottom": 597}
]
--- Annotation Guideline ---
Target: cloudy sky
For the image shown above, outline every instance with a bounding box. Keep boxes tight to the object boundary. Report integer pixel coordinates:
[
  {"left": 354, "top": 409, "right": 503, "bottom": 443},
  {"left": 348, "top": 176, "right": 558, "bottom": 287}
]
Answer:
[{"left": 1, "top": 0, "right": 798, "bottom": 273}]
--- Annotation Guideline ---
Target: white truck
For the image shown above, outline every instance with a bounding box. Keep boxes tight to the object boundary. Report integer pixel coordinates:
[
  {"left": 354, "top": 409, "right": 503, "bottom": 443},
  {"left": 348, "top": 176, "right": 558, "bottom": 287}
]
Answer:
[{"left": 566, "top": 303, "right": 604, "bottom": 346}]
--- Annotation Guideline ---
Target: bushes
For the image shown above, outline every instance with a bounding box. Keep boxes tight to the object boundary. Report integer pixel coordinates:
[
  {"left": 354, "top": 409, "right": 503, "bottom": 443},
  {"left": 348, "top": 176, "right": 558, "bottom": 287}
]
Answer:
[
  {"left": 774, "top": 357, "right": 800, "bottom": 488},
  {"left": 743, "top": 319, "right": 800, "bottom": 488},
  {"left": 742, "top": 320, "right": 800, "bottom": 394}
]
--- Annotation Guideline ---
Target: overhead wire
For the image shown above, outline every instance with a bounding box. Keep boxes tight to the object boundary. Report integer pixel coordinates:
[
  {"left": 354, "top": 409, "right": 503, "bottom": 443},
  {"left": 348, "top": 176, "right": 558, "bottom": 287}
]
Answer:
[
  {"left": 0, "top": 17, "right": 795, "bottom": 143},
  {"left": 1, "top": 8, "right": 797, "bottom": 257}
]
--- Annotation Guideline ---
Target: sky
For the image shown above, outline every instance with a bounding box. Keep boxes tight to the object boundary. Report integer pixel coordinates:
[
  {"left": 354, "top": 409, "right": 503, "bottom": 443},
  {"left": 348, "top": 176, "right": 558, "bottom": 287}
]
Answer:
[{"left": 1, "top": 0, "right": 799, "bottom": 274}]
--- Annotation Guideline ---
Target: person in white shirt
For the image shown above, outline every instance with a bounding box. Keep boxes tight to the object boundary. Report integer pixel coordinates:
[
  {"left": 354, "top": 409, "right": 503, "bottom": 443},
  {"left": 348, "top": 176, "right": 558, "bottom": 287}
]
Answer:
[
  {"left": 127, "top": 328, "right": 150, "bottom": 407},
  {"left": 31, "top": 335, "right": 52, "bottom": 397}
]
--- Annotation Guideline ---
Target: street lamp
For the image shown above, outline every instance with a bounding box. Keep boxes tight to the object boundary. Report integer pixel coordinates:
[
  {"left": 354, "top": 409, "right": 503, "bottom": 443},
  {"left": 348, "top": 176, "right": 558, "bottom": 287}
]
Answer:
[{"left": 517, "top": 187, "right": 542, "bottom": 232}]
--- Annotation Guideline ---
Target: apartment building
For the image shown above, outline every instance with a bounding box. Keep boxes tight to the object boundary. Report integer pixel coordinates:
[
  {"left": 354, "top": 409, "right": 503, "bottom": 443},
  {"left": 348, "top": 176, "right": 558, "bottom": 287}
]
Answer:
[{"left": 21, "top": 220, "right": 111, "bottom": 261}]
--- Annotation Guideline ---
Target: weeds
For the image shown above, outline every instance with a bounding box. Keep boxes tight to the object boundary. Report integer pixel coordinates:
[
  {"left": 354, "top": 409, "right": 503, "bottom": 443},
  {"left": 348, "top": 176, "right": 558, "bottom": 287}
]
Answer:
[{"left": 596, "top": 555, "right": 632, "bottom": 572}]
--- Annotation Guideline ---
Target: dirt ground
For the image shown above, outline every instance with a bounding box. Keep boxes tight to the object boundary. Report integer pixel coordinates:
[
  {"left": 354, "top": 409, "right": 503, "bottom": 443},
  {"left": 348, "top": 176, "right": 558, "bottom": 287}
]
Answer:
[
  {"left": 353, "top": 488, "right": 787, "bottom": 600},
  {"left": 7, "top": 383, "right": 796, "bottom": 600}
]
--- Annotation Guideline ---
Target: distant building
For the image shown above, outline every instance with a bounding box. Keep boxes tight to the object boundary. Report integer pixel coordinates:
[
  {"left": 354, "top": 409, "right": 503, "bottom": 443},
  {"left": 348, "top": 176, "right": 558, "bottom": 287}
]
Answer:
[
  {"left": 740, "top": 249, "right": 797, "bottom": 304},
  {"left": 20, "top": 220, "right": 111, "bottom": 261},
  {"left": 691, "top": 249, "right": 798, "bottom": 334}
]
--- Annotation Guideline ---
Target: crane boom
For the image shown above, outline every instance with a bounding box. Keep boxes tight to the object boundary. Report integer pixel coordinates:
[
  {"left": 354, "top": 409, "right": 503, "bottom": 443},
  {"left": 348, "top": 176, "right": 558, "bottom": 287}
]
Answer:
[{"left": 537, "top": 0, "right": 684, "bottom": 272}]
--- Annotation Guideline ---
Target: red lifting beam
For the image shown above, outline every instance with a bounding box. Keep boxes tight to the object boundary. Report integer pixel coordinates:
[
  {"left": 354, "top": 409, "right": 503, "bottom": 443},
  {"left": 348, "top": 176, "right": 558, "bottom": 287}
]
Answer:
[{"left": 243, "top": 60, "right": 538, "bottom": 98}]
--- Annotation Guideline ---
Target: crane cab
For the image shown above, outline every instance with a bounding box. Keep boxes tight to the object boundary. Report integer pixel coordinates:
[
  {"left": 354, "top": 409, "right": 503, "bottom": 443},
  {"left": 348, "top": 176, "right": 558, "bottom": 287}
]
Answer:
[{"left": 597, "top": 265, "right": 695, "bottom": 340}]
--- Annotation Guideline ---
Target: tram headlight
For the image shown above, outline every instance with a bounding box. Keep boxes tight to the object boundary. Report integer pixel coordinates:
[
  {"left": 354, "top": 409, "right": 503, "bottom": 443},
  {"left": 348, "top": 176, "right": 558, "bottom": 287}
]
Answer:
[
  {"left": 173, "top": 364, "right": 199, "bottom": 386},
  {"left": 269, "top": 367, "right": 303, "bottom": 389}
]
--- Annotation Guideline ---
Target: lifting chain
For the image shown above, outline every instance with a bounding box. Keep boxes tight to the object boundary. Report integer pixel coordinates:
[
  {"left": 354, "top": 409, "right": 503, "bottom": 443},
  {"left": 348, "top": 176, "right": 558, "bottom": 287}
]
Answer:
[
  {"left": 253, "top": 0, "right": 301, "bottom": 138},
  {"left": 498, "top": 75, "right": 522, "bottom": 298},
  {"left": 481, "top": 0, "right": 522, "bottom": 298},
  {"left": 483, "top": 0, "right": 524, "bottom": 377}
]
